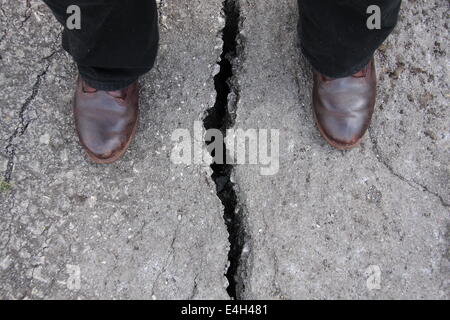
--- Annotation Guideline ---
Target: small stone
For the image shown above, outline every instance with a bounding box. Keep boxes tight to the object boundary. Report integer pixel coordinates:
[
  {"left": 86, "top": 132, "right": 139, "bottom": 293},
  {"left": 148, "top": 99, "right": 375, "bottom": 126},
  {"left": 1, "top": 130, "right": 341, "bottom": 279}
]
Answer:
[
  {"left": 39, "top": 133, "right": 50, "bottom": 145},
  {"left": 424, "top": 130, "right": 437, "bottom": 141},
  {"left": 367, "top": 186, "right": 383, "bottom": 205},
  {"left": 0, "top": 256, "right": 12, "bottom": 270}
]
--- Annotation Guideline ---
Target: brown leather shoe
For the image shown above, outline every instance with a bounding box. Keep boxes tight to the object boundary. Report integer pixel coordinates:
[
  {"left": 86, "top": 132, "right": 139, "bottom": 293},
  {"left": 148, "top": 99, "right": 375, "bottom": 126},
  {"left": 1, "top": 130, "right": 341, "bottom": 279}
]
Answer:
[
  {"left": 313, "top": 59, "right": 376, "bottom": 150},
  {"left": 73, "top": 77, "right": 139, "bottom": 164}
]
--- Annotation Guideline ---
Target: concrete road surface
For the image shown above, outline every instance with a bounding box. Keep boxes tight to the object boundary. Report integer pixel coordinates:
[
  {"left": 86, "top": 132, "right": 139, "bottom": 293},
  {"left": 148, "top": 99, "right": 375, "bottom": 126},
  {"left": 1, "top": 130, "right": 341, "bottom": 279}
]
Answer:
[{"left": 0, "top": 0, "right": 448, "bottom": 299}]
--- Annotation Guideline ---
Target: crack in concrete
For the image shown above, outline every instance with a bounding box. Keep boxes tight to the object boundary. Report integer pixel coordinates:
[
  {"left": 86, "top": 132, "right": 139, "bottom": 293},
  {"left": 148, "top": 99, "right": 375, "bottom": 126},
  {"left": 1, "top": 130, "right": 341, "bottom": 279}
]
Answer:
[
  {"left": 189, "top": 256, "right": 203, "bottom": 300},
  {"left": 150, "top": 223, "right": 180, "bottom": 298},
  {"left": 19, "top": 0, "right": 32, "bottom": 29},
  {"left": 189, "top": 274, "right": 199, "bottom": 299},
  {"left": 204, "top": 0, "right": 250, "bottom": 300},
  {"left": 0, "top": 25, "right": 7, "bottom": 61},
  {"left": 2, "top": 51, "right": 58, "bottom": 183},
  {"left": 0, "top": 31, "right": 6, "bottom": 46},
  {"left": 369, "top": 128, "right": 449, "bottom": 208}
]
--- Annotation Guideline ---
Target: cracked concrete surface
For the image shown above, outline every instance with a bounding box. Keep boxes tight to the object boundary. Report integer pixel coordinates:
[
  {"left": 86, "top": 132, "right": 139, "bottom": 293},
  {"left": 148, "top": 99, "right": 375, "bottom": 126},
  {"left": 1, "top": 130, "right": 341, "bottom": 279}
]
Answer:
[
  {"left": 0, "top": 0, "right": 449, "bottom": 300},
  {"left": 232, "top": 0, "right": 449, "bottom": 299},
  {"left": 0, "top": 0, "right": 229, "bottom": 299}
]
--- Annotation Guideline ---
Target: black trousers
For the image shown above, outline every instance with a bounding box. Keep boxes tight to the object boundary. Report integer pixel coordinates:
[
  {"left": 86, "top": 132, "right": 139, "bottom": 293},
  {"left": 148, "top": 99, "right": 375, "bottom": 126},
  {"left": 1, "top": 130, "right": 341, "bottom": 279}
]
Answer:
[{"left": 43, "top": 0, "right": 401, "bottom": 90}]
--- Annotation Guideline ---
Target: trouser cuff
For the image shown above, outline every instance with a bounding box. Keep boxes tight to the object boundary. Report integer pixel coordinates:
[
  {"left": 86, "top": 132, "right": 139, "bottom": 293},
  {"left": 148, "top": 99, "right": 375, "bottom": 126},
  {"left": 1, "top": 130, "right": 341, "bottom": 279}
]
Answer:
[
  {"left": 301, "top": 44, "right": 374, "bottom": 79},
  {"left": 79, "top": 73, "right": 138, "bottom": 91}
]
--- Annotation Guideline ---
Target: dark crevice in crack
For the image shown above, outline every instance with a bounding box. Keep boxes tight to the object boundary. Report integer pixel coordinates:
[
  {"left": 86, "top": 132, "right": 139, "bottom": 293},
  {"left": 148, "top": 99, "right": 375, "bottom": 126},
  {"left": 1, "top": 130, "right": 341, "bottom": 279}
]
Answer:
[
  {"left": 204, "top": 0, "right": 247, "bottom": 300},
  {"left": 369, "top": 128, "right": 449, "bottom": 208},
  {"left": 3, "top": 58, "right": 53, "bottom": 183},
  {"left": 0, "top": 31, "right": 6, "bottom": 44},
  {"left": 0, "top": 31, "right": 6, "bottom": 61},
  {"left": 19, "top": 0, "right": 32, "bottom": 29}
]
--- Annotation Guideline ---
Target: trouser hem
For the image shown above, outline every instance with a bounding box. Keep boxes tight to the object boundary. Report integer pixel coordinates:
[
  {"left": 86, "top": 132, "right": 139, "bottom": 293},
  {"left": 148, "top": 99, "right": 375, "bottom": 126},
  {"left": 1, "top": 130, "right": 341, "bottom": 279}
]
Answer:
[
  {"left": 301, "top": 44, "right": 374, "bottom": 78},
  {"left": 79, "top": 74, "right": 139, "bottom": 91}
]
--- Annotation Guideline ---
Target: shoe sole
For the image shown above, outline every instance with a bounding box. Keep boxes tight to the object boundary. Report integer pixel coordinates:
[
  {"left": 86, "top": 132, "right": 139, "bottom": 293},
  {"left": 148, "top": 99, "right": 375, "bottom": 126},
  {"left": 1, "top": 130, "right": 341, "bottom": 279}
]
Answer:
[{"left": 313, "top": 110, "right": 362, "bottom": 151}]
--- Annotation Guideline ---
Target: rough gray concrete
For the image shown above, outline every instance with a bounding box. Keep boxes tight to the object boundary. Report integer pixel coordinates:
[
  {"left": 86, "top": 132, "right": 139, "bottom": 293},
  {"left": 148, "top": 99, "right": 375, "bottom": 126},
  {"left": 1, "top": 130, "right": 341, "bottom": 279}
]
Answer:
[
  {"left": 0, "top": 0, "right": 229, "bottom": 299},
  {"left": 0, "top": 0, "right": 448, "bottom": 300},
  {"left": 233, "top": 0, "right": 449, "bottom": 299}
]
